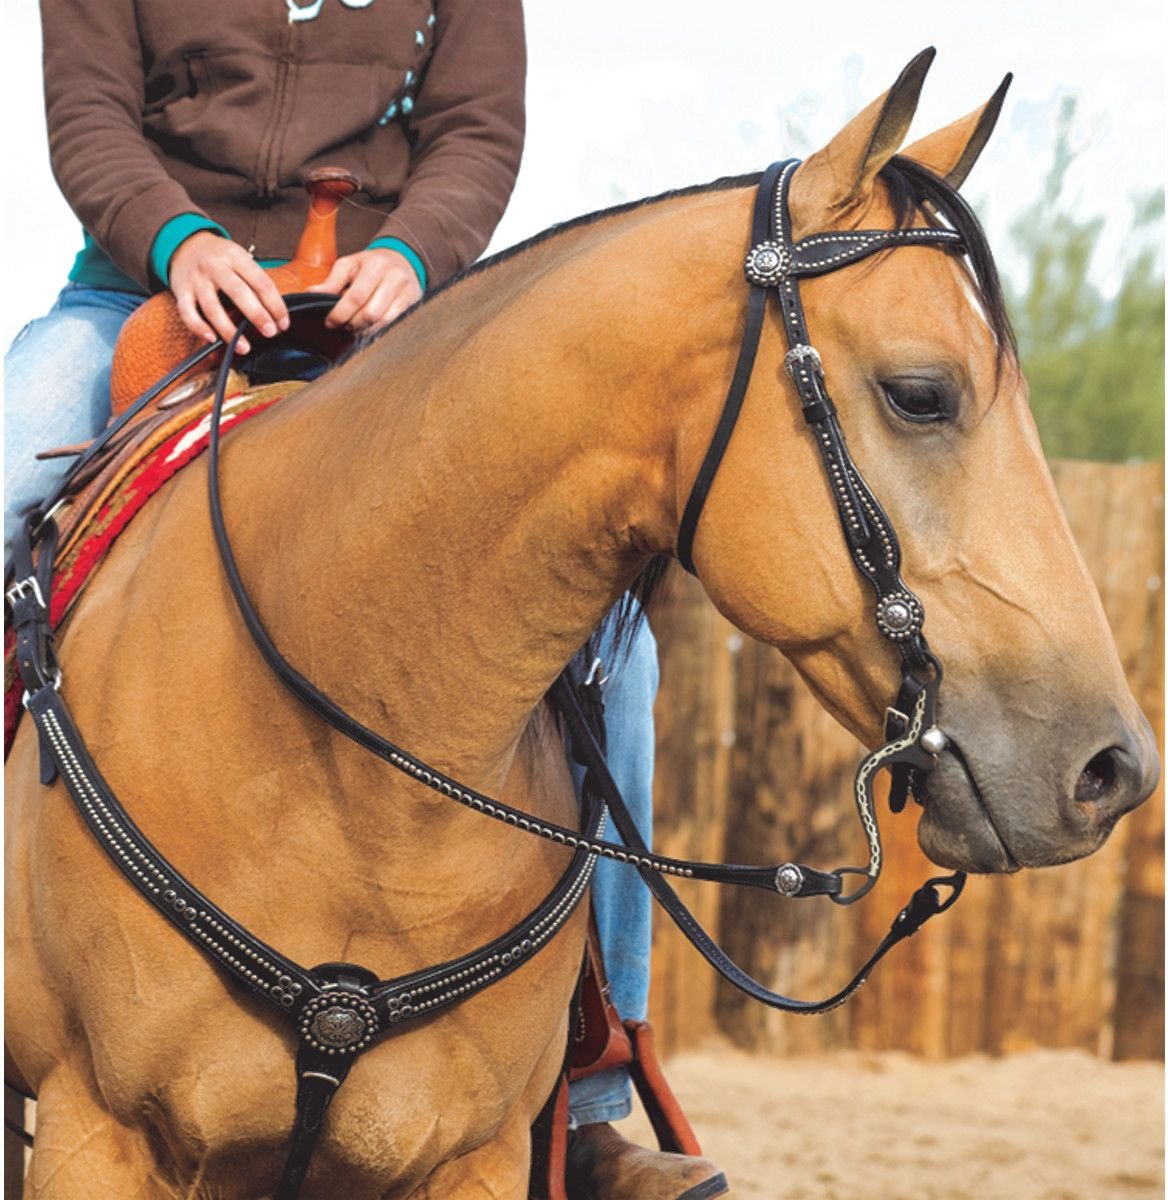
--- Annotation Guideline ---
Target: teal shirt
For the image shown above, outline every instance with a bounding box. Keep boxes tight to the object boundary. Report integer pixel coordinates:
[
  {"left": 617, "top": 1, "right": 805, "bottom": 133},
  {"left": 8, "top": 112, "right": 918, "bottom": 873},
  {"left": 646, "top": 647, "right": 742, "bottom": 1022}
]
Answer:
[{"left": 68, "top": 215, "right": 427, "bottom": 294}]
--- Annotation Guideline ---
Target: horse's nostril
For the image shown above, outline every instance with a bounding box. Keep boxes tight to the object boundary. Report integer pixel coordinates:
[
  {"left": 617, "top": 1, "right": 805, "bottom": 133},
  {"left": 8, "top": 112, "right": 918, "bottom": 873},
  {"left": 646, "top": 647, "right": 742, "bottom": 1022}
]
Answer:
[{"left": 1075, "top": 748, "right": 1119, "bottom": 804}]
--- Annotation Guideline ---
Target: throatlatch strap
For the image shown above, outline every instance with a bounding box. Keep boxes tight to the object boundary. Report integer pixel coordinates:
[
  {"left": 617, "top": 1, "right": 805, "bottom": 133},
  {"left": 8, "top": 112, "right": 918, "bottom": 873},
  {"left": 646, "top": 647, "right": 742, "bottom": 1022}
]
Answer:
[{"left": 676, "top": 159, "right": 784, "bottom": 575}]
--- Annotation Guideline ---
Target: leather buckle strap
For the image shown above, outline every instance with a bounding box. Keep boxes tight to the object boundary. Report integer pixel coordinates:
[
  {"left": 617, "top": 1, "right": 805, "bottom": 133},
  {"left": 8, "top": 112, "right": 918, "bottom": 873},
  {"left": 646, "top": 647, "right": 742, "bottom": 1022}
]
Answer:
[
  {"left": 5, "top": 575, "right": 46, "bottom": 611},
  {"left": 275, "top": 963, "right": 380, "bottom": 1200},
  {"left": 8, "top": 512, "right": 63, "bottom": 778}
]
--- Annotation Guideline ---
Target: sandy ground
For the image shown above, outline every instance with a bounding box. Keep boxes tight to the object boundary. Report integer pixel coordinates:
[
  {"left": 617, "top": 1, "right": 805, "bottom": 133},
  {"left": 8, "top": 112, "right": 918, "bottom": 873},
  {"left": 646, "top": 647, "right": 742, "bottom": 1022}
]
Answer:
[
  {"left": 621, "top": 1044, "right": 1164, "bottom": 1200},
  {"left": 10, "top": 1046, "right": 1160, "bottom": 1197}
]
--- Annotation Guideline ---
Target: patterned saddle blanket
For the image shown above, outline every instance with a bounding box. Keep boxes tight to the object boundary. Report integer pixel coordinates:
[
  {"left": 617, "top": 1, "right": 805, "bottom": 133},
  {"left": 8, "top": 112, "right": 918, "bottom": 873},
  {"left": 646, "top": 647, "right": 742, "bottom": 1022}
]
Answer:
[{"left": 4, "top": 374, "right": 303, "bottom": 756}]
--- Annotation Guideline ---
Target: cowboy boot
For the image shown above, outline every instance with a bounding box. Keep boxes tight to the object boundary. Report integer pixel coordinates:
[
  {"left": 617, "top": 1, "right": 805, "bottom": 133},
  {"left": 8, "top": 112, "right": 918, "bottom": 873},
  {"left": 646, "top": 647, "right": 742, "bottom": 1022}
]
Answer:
[{"left": 565, "top": 1122, "right": 729, "bottom": 1200}]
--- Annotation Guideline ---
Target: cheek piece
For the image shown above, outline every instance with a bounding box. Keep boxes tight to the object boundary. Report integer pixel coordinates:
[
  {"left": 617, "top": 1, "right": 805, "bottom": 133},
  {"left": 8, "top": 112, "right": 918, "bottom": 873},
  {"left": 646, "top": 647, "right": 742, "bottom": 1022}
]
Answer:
[{"left": 677, "top": 158, "right": 963, "bottom": 897}]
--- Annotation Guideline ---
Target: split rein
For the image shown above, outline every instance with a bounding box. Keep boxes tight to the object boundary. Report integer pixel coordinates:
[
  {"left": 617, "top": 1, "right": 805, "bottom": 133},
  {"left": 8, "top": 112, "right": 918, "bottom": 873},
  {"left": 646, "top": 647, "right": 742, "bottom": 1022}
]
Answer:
[{"left": 9, "top": 160, "right": 966, "bottom": 1197}]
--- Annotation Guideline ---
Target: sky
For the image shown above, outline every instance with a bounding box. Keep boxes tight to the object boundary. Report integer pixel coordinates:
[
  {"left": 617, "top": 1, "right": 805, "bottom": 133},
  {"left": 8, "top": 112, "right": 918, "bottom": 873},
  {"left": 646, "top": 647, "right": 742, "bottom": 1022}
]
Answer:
[{"left": 1, "top": 0, "right": 1163, "bottom": 353}]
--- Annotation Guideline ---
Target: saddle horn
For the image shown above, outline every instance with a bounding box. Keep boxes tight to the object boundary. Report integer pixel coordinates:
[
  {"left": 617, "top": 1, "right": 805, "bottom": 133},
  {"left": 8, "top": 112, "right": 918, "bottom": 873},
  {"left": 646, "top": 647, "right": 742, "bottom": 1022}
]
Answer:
[{"left": 108, "top": 168, "right": 360, "bottom": 415}]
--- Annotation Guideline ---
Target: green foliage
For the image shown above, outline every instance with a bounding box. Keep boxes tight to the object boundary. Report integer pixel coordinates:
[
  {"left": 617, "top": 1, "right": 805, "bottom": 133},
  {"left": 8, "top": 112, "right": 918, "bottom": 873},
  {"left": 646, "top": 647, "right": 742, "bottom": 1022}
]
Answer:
[{"left": 1004, "top": 98, "right": 1164, "bottom": 462}]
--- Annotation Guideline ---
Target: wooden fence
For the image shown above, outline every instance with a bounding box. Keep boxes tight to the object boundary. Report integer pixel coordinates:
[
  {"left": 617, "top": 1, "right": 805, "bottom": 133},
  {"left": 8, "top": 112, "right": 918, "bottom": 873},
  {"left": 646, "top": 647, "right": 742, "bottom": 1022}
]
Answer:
[{"left": 645, "top": 460, "right": 1164, "bottom": 1060}]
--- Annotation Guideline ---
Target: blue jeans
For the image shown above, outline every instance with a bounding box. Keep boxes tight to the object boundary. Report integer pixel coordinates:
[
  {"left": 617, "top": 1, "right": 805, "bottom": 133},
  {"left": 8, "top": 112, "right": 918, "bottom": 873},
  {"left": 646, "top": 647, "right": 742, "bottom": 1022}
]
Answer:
[
  {"left": 3, "top": 282, "right": 657, "bottom": 1126},
  {"left": 568, "top": 617, "right": 657, "bottom": 1126},
  {"left": 4, "top": 284, "right": 146, "bottom": 561}
]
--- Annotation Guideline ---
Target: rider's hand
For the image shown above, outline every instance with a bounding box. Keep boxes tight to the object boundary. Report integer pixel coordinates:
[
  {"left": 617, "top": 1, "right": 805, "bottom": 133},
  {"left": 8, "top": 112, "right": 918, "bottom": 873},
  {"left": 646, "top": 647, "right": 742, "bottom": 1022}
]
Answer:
[
  {"left": 308, "top": 248, "right": 423, "bottom": 333},
  {"left": 169, "top": 231, "right": 290, "bottom": 356}
]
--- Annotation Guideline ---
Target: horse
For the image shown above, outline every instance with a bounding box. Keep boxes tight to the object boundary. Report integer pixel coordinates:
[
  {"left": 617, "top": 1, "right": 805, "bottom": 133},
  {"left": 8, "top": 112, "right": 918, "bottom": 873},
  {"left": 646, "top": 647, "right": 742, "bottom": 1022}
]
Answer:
[{"left": 6, "top": 50, "right": 1158, "bottom": 1198}]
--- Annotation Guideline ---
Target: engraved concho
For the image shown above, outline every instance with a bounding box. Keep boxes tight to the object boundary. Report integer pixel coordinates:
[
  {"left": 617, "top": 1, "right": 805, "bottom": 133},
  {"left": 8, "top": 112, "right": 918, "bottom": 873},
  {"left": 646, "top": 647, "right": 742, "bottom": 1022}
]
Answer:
[
  {"left": 744, "top": 240, "right": 791, "bottom": 287},
  {"left": 312, "top": 1007, "right": 365, "bottom": 1048},
  {"left": 875, "top": 591, "right": 924, "bottom": 642},
  {"left": 775, "top": 863, "right": 804, "bottom": 897},
  {"left": 298, "top": 992, "right": 379, "bottom": 1055}
]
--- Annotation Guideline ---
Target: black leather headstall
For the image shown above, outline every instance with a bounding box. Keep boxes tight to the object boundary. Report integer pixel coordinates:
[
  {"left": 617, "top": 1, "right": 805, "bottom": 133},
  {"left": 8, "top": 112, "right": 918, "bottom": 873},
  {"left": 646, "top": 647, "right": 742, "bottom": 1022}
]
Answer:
[{"left": 9, "top": 160, "right": 970, "bottom": 1197}]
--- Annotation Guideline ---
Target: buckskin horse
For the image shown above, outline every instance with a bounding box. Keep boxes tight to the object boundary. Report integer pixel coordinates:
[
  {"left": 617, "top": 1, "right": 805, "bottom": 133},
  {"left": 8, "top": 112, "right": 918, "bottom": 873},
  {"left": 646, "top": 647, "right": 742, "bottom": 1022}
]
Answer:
[{"left": 5, "top": 49, "right": 1158, "bottom": 1199}]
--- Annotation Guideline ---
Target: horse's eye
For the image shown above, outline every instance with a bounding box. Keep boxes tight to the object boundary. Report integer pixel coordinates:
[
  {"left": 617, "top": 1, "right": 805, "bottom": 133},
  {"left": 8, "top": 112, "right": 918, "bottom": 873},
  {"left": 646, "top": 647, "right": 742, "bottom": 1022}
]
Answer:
[{"left": 880, "top": 378, "right": 954, "bottom": 424}]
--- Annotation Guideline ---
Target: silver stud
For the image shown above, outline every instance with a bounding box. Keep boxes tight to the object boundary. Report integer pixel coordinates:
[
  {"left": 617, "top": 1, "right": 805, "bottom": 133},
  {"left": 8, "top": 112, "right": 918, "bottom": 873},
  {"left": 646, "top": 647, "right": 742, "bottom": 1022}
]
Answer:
[
  {"left": 920, "top": 727, "right": 949, "bottom": 756},
  {"left": 775, "top": 863, "right": 803, "bottom": 896}
]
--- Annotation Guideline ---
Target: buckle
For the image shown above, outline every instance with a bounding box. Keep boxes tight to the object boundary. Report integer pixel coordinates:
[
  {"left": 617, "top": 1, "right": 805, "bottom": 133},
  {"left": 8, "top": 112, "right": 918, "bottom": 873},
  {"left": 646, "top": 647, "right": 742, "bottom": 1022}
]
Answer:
[
  {"left": 884, "top": 704, "right": 910, "bottom": 740},
  {"left": 784, "top": 343, "right": 822, "bottom": 379},
  {"left": 22, "top": 668, "right": 63, "bottom": 707},
  {"left": 5, "top": 576, "right": 46, "bottom": 611}
]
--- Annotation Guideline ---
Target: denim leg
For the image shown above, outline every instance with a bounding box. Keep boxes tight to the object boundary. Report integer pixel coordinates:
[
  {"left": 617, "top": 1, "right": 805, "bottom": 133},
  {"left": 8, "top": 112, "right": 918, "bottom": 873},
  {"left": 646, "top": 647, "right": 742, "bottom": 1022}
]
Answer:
[
  {"left": 568, "top": 613, "right": 659, "bottom": 1127},
  {"left": 4, "top": 284, "right": 145, "bottom": 562}
]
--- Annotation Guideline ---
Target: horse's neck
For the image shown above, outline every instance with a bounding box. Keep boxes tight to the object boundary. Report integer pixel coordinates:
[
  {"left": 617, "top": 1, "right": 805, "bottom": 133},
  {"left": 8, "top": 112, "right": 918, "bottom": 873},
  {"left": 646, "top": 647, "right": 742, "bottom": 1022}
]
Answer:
[{"left": 224, "top": 192, "right": 745, "bottom": 787}]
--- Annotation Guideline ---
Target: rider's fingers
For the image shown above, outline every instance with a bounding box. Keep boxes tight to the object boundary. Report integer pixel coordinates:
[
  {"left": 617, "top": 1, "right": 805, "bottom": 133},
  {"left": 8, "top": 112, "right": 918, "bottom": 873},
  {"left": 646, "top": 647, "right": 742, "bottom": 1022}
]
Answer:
[
  {"left": 325, "top": 263, "right": 379, "bottom": 329},
  {"left": 196, "top": 282, "right": 251, "bottom": 356},
  {"left": 234, "top": 258, "right": 290, "bottom": 331},
  {"left": 344, "top": 281, "right": 398, "bottom": 331},
  {"left": 217, "top": 270, "right": 280, "bottom": 341},
  {"left": 308, "top": 256, "right": 360, "bottom": 299},
  {"left": 378, "top": 287, "right": 416, "bottom": 328},
  {"left": 174, "top": 291, "right": 218, "bottom": 346}
]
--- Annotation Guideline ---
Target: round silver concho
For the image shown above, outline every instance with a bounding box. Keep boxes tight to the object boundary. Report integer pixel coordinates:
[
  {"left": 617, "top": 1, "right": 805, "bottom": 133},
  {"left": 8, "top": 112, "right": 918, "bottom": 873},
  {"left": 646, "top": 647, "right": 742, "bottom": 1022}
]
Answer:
[
  {"left": 874, "top": 591, "right": 924, "bottom": 642},
  {"left": 743, "top": 241, "right": 791, "bottom": 288},
  {"left": 775, "top": 863, "right": 804, "bottom": 897},
  {"left": 298, "top": 992, "right": 379, "bottom": 1055}
]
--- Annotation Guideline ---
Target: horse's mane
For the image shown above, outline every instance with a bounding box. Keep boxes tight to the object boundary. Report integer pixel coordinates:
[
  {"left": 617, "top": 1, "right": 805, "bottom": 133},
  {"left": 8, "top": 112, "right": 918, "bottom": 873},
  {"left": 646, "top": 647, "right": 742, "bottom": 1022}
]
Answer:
[{"left": 360, "top": 160, "right": 1016, "bottom": 672}]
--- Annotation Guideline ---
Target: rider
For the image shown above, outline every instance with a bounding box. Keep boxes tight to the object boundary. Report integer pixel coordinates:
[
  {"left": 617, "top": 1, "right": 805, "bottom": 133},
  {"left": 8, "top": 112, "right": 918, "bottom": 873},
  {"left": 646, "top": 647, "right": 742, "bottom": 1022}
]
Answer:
[{"left": 6, "top": 3, "right": 723, "bottom": 1196}]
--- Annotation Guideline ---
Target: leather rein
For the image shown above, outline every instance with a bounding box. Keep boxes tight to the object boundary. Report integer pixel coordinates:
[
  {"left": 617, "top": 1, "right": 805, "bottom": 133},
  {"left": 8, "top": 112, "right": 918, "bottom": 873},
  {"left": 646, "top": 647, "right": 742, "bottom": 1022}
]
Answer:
[{"left": 9, "top": 159, "right": 967, "bottom": 1197}]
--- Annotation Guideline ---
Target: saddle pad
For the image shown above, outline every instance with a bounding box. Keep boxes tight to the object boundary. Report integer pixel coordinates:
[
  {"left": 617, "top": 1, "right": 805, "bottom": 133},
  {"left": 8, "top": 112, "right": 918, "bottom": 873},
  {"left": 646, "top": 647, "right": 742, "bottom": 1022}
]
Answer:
[{"left": 5, "top": 379, "right": 303, "bottom": 757}]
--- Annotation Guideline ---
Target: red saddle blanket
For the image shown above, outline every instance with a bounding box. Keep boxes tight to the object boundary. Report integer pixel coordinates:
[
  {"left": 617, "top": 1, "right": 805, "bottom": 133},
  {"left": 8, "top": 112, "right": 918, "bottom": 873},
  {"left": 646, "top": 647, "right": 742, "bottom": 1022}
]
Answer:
[{"left": 4, "top": 380, "right": 297, "bottom": 758}]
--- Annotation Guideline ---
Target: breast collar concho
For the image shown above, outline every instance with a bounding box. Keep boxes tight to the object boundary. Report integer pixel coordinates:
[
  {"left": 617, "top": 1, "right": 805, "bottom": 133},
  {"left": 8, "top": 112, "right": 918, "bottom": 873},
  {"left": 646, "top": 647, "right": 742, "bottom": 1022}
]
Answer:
[{"left": 9, "top": 161, "right": 965, "bottom": 1199}]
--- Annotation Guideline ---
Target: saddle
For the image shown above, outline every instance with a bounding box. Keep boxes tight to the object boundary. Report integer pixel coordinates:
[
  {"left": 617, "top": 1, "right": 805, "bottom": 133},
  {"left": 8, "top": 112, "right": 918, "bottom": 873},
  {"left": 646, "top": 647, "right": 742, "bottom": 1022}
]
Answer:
[{"left": 109, "top": 167, "right": 359, "bottom": 415}]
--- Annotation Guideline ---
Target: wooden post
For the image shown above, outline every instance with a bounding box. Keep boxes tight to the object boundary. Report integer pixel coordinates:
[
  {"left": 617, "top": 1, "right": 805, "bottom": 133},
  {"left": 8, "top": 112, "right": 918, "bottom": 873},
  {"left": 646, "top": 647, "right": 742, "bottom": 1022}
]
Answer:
[{"left": 646, "top": 573, "right": 737, "bottom": 1055}]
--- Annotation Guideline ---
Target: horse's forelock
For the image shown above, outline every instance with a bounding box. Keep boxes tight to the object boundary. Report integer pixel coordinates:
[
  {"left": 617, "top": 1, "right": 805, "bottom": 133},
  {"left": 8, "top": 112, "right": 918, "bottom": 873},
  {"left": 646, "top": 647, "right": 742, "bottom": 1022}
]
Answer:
[{"left": 882, "top": 157, "right": 1017, "bottom": 372}]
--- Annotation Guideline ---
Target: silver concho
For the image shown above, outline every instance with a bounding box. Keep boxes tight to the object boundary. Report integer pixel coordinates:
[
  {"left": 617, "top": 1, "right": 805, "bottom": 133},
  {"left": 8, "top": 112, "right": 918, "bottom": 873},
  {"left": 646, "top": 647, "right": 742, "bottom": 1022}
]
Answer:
[
  {"left": 775, "top": 863, "right": 804, "bottom": 897},
  {"left": 312, "top": 1007, "right": 365, "bottom": 1048},
  {"left": 875, "top": 591, "right": 924, "bottom": 642},
  {"left": 298, "top": 992, "right": 379, "bottom": 1055},
  {"left": 744, "top": 241, "right": 791, "bottom": 288}
]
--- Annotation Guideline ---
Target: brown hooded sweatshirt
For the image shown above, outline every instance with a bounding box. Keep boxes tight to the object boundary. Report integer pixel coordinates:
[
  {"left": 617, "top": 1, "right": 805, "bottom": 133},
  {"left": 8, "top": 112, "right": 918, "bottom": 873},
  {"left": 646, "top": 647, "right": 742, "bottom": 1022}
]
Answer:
[{"left": 40, "top": 0, "right": 526, "bottom": 290}]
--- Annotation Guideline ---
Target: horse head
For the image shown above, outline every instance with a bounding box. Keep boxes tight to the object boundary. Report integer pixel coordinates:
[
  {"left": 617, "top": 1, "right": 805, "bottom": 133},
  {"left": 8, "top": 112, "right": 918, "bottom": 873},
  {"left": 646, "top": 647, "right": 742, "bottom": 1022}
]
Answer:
[{"left": 683, "top": 50, "right": 1159, "bottom": 873}]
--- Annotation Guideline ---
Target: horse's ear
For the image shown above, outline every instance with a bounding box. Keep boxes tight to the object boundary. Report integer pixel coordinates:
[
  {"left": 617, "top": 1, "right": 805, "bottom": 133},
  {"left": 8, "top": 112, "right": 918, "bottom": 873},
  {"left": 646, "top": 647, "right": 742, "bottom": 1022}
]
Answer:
[
  {"left": 790, "top": 48, "right": 935, "bottom": 226},
  {"left": 901, "top": 74, "right": 1013, "bottom": 189}
]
